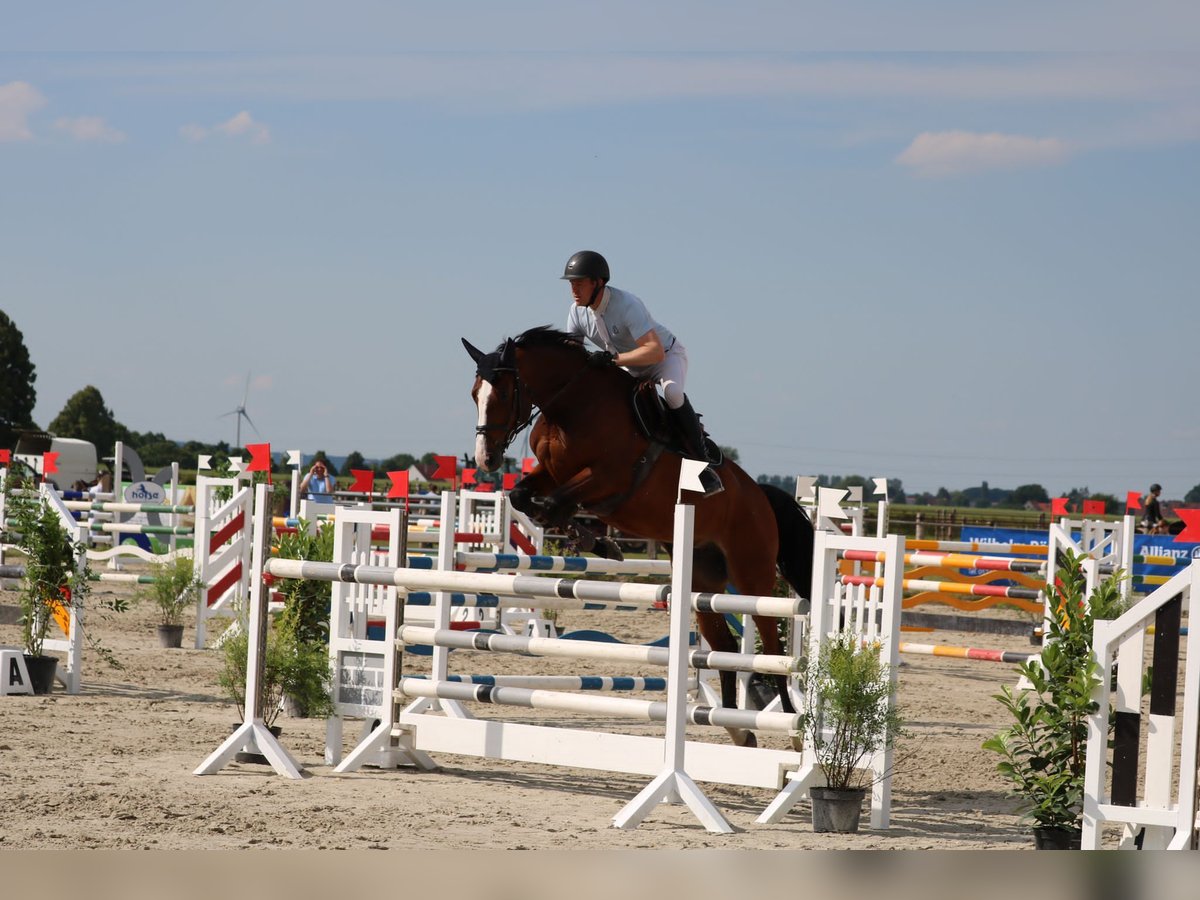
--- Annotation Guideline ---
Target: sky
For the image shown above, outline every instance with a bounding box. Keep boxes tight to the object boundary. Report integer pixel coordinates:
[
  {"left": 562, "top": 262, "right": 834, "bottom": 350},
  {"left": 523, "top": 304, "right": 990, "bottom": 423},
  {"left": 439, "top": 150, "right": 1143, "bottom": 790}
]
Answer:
[{"left": 3, "top": 3, "right": 1198, "bottom": 498}]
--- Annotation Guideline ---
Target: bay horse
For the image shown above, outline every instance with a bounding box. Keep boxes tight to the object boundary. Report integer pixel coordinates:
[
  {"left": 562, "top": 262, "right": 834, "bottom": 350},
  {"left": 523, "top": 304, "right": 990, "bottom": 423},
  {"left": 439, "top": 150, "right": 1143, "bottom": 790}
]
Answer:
[{"left": 462, "top": 326, "right": 814, "bottom": 747}]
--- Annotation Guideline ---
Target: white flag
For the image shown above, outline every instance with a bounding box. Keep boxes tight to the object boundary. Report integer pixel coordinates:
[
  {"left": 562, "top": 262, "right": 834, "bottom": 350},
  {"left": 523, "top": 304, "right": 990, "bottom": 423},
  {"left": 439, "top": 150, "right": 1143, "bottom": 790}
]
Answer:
[
  {"left": 228, "top": 456, "right": 244, "bottom": 474},
  {"left": 286, "top": 450, "right": 302, "bottom": 468},
  {"left": 794, "top": 476, "right": 818, "bottom": 503},
  {"left": 872, "top": 477, "right": 889, "bottom": 499},
  {"left": 678, "top": 459, "right": 709, "bottom": 500},
  {"left": 197, "top": 455, "right": 212, "bottom": 471},
  {"left": 847, "top": 485, "right": 864, "bottom": 503},
  {"left": 818, "top": 487, "right": 849, "bottom": 520}
]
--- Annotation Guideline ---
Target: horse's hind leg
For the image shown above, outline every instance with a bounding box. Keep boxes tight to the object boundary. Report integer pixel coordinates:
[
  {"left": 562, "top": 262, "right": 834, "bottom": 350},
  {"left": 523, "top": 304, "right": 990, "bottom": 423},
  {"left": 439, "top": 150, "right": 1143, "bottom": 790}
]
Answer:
[{"left": 690, "top": 546, "right": 757, "bottom": 747}]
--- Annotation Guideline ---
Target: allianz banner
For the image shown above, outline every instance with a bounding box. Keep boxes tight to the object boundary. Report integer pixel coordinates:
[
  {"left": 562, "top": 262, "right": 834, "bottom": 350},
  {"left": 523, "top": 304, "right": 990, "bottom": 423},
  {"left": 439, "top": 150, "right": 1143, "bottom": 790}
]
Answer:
[{"left": 960, "top": 526, "right": 1200, "bottom": 588}]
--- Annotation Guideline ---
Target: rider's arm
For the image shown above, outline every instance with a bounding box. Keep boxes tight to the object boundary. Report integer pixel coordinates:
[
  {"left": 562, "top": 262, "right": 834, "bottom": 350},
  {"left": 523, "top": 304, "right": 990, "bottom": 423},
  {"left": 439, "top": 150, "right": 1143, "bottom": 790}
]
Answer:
[{"left": 615, "top": 329, "right": 666, "bottom": 368}]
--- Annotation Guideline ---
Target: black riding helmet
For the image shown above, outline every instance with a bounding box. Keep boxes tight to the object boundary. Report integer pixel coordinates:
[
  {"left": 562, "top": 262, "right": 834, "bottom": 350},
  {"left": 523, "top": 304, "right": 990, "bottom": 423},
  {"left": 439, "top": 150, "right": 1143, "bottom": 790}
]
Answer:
[{"left": 561, "top": 250, "right": 610, "bottom": 283}]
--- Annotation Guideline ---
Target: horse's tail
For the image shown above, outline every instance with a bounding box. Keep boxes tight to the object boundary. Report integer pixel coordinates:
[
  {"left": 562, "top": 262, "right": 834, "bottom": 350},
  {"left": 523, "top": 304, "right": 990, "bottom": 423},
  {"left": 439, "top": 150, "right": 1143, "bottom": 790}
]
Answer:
[{"left": 758, "top": 482, "right": 814, "bottom": 601}]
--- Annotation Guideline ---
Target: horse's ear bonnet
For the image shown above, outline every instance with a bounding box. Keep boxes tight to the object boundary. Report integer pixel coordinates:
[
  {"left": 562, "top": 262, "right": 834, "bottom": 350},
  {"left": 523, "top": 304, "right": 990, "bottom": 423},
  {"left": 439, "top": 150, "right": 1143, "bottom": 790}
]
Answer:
[{"left": 463, "top": 337, "right": 515, "bottom": 381}]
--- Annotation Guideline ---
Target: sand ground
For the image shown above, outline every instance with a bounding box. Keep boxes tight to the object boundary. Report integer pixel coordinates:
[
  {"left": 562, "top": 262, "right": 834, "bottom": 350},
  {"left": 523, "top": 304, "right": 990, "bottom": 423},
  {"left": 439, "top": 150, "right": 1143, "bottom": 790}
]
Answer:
[{"left": 0, "top": 573, "right": 1053, "bottom": 850}]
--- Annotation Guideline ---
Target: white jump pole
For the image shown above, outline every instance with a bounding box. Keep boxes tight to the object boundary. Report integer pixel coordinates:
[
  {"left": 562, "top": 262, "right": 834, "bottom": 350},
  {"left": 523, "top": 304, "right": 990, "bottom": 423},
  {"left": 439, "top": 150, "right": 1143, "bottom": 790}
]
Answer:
[{"left": 195, "top": 482, "right": 303, "bottom": 779}]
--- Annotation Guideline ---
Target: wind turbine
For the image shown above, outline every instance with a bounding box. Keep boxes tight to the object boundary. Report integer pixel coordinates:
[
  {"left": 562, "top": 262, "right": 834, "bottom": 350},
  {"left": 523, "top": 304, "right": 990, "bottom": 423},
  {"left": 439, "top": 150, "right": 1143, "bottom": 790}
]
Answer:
[{"left": 220, "top": 372, "right": 259, "bottom": 448}]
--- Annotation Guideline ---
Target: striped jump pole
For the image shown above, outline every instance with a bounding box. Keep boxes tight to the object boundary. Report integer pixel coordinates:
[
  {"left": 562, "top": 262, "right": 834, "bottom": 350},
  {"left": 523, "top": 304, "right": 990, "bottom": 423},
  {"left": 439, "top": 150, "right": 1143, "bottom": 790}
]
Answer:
[
  {"left": 63, "top": 501, "right": 194, "bottom": 515},
  {"left": 841, "top": 548, "right": 1046, "bottom": 574},
  {"left": 266, "top": 558, "right": 803, "bottom": 620},
  {"left": 898, "top": 641, "right": 1037, "bottom": 664},
  {"left": 403, "top": 591, "right": 661, "bottom": 614},
  {"left": 906, "top": 538, "right": 1047, "bottom": 556},
  {"left": 427, "top": 674, "right": 671, "bottom": 692},
  {"left": 395, "top": 624, "right": 795, "bottom": 676},
  {"left": 396, "top": 677, "right": 799, "bottom": 734},
  {"left": 87, "top": 521, "right": 193, "bottom": 537},
  {"left": 840, "top": 573, "right": 1042, "bottom": 602},
  {"left": 457, "top": 551, "right": 672, "bottom": 577}
]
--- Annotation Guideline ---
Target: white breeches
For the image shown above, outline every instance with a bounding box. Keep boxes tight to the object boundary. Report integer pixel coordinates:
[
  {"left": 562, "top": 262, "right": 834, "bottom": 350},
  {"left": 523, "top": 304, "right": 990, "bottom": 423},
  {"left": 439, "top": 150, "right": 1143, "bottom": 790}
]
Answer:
[{"left": 632, "top": 341, "right": 689, "bottom": 409}]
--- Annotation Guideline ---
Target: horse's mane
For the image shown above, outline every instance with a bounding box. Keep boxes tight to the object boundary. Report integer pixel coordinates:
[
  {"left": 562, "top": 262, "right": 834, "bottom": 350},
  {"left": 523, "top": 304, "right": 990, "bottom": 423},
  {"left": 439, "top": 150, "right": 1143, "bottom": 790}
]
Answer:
[{"left": 511, "top": 325, "right": 586, "bottom": 356}]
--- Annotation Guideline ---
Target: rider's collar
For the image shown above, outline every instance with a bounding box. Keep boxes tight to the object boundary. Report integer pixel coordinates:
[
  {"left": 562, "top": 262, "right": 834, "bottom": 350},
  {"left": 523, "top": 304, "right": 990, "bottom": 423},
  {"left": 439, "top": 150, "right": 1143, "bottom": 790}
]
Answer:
[{"left": 591, "top": 285, "right": 612, "bottom": 314}]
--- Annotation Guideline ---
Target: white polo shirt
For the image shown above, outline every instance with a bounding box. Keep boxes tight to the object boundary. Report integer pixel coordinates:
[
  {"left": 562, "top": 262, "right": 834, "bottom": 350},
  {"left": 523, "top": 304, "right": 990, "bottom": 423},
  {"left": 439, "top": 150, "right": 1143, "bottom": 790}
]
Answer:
[{"left": 565, "top": 286, "right": 676, "bottom": 355}]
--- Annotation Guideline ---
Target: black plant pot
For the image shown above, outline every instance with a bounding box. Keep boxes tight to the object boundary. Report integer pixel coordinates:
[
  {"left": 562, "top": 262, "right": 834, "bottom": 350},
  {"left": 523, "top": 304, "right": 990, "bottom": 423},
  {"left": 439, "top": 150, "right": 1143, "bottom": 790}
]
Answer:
[
  {"left": 1032, "top": 825, "right": 1082, "bottom": 850},
  {"left": 23, "top": 654, "right": 58, "bottom": 695},
  {"left": 156, "top": 624, "right": 184, "bottom": 648},
  {"left": 810, "top": 786, "right": 867, "bottom": 833}
]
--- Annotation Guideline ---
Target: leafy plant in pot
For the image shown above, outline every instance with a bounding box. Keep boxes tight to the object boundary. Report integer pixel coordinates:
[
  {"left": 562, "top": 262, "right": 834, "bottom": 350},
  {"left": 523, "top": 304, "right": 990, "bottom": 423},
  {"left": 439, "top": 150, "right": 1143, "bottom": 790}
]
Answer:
[
  {"left": 270, "top": 519, "right": 334, "bottom": 716},
  {"left": 136, "top": 555, "right": 204, "bottom": 648},
  {"left": 2, "top": 468, "right": 126, "bottom": 692},
  {"left": 983, "top": 550, "right": 1126, "bottom": 849},
  {"left": 793, "top": 630, "right": 905, "bottom": 833}
]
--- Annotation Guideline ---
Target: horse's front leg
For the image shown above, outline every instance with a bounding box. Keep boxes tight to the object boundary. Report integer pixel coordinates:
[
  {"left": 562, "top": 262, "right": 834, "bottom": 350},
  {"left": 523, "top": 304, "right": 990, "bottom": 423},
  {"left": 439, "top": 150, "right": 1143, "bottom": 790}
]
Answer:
[{"left": 512, "top": 466, "right": 623, "bottom": 560}]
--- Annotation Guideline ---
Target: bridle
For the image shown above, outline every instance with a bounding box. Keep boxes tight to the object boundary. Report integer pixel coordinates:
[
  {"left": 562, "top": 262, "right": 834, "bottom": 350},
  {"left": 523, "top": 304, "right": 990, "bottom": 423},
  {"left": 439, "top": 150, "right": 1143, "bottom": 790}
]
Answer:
[
  {"left": 474, "top": 344, "right": 533, "bottom": 455},
  {"left": 474, "top": 339, "right": 592, "bottom": 455}
]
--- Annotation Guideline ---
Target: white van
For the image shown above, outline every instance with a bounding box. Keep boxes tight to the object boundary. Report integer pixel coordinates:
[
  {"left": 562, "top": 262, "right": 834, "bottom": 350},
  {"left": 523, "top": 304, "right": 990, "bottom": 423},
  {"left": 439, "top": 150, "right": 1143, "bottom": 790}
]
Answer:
[{"left": 12, "top": 433, "right": 99, "bottom": 491}]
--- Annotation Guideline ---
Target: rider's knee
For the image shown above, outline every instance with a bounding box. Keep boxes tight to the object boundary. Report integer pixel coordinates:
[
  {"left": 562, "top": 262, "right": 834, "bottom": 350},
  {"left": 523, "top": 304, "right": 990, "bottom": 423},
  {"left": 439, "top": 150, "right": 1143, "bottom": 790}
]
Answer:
[{"left": 661, "top": 381, "right": 685, "bottom": 409}]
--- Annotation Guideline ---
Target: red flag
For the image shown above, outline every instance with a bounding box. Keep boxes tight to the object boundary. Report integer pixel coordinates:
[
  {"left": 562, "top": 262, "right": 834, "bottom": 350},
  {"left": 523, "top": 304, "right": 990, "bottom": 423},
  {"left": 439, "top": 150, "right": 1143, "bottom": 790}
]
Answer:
[
  {"left": 41, "top": 451, "right": 60, "bottom": 482},
  {"left": 502, "top": 473, "right": 519, "bottom": 491},
  {"left": 350, "top": 469, "right": 376, "bottom": 493},
  {"left": 1082, "top": 499, "right": 1105, "bottom": 516},
  {"left": 462, "top": 468, "right": 477, "bottom": 486},
  {"left": 0, "top": 449, "right": 10, "bottom": 464},
  {"left": 1175, "top": 508, "right": 1200, "bottom": 543},
  {"left": 521, "top": 457, "right": 536, "bottom": 474},
  {"left": 245, "top": 443, "right": 271, "bottom": 471},
  {"left": 1126, "top": 491, "right": 1142, "bottom": 511},
  {"left": 387, "top": 470, "right": 410, "bottom": 510},
  {"left": 475, "top": 482, "right": 495, "bottom": 493},
  {"left": 1051, "top": 497, "right": 1069, "bottom": 517},
  {"left": 432, "top": 455, "right": 457, "bottom": 486}
]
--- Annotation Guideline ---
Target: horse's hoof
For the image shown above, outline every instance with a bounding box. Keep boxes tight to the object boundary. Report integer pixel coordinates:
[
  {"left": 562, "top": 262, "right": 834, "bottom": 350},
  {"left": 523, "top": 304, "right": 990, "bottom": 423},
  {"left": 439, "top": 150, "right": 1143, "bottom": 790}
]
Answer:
[
  {"left": 728, "top": 728, "right": 756, "bottom": 748},
  {"left": 593, "top": 536, "right": 625, "bottom": 561}
]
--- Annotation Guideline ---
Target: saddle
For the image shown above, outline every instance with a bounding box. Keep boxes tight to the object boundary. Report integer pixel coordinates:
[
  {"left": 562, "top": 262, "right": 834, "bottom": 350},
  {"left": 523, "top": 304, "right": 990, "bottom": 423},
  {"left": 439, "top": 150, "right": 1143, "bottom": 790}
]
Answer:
[{"left": 631, "top": 380, "right": 724, "bottom": 466}]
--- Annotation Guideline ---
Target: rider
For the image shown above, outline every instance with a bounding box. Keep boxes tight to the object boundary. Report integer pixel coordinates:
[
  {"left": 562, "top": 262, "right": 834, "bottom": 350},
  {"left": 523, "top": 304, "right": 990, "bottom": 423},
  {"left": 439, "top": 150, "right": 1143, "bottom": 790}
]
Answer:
[
  {"left": 1142, "top": 483, "right": 1167, "bottom": 534},
  {"left": 561, "top": 249, "right": 723, "bottom": 496}
]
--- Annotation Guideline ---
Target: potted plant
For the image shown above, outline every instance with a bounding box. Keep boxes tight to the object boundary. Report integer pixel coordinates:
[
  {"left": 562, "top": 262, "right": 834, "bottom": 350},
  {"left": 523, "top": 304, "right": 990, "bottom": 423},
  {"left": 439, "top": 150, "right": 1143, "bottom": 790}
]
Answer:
[
  {"left": 136, "top": 555, "right": 204, "bottom": 648},
  {"left": 983, "top": 550, "right": 1126, "bottom": 849},
  {"left": 2, "top": 470, "right": 92, "bottom": 693},
  {"left": 793, "top": 629, "right": 905, "bottom": 833}
]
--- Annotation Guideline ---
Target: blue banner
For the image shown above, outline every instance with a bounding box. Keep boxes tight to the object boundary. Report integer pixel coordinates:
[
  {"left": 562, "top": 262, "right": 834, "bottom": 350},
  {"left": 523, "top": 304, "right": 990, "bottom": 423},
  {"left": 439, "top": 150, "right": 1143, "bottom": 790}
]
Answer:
[{"left": 958, "top": 526, "right": 1200, "bottom": 593}]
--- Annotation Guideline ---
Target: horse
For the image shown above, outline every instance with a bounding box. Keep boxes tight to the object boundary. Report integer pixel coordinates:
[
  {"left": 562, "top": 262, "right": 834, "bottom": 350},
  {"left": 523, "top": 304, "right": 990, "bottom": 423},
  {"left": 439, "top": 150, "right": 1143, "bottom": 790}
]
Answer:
[{"left": 462, "top": 326, "right": 814, "bottom": 747}]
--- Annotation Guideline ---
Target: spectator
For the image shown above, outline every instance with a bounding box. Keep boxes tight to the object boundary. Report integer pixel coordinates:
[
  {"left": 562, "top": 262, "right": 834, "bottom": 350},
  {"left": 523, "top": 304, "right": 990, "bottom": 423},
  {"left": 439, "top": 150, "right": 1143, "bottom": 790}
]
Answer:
[
  {"left": 300, "top": 460, "right": 336, "bottom": 502},
  {"left": 1141, "top": 483, "right": 1168, "bottom": 534}
]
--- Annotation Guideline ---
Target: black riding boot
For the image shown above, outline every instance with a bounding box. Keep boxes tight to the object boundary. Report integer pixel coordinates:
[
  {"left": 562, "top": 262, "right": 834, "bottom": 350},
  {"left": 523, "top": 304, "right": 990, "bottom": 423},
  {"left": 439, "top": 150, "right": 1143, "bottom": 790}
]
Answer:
[{"left": 670, "top": 396, "right": 724, "bottom": 497}]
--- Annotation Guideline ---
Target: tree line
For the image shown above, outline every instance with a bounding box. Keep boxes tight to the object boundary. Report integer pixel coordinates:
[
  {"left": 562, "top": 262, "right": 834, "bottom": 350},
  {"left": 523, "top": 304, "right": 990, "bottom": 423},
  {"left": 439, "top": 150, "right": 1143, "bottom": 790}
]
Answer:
[{"left": 6, "top": 311, "right": 1199, "bottom": 500}]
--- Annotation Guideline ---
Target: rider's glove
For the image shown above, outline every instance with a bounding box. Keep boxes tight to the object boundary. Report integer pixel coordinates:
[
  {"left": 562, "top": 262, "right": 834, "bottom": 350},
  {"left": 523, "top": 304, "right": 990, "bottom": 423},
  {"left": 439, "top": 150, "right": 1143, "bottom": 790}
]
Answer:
[{"left": 588, "top": 350, "right": 615, "bottom": 367}]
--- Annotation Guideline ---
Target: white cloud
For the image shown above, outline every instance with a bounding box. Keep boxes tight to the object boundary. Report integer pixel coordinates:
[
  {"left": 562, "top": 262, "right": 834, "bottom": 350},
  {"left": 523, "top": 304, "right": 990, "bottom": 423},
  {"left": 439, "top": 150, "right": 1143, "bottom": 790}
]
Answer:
[
  {"left": 53, "top": 115, "right": 126, "bottom": 143},
  {"left": 181, "top": 110, "right": 270, "bottom": 145},
  {"left": 0, "top": 81, "right": 46, "bottom": 142},
  {"left": 896, "top": 130, "right": 1071, "bottom": 177},
  {"left": 215, "top": 110, "right": 269, "bottom": 143}
]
